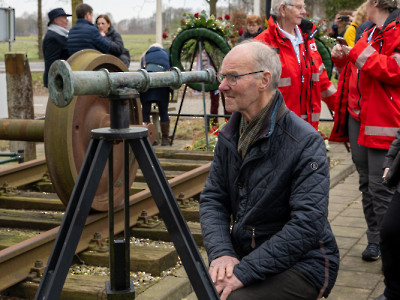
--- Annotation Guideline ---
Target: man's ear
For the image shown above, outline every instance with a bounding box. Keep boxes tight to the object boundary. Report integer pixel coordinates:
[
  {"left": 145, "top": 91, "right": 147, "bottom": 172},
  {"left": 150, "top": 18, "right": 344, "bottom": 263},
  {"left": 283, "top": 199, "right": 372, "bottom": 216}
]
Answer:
[
  {"left": 279, "top": 4, "right": 287, "bottom": 18},
  {"left": 260, "top": 71, "right": 272, "bottom": 91}
]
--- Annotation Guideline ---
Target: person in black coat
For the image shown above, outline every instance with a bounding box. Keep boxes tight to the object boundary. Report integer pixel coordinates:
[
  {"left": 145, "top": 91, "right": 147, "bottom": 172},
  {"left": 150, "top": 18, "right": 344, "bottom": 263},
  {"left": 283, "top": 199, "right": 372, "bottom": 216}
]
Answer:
[
  {"left": 42, "top": 8, "right": 72, "bottom": 88},
  {"left": 96, "top": 14, "right": 130, "bottom": 67},
  {"left": 378, "top": 129, "right": 400, "bottom": 300},
  {"left": 140, "top": 44, "right": 172, "bottom": 146},
  {"left": 67, "top": 3, "right": 110, "bottom": 56},
  {"left": 237, "top": 14, "right": 264, "bottom": 43},
  {"left": 200, "top": 40, "right": 339, "bottom": 300}
]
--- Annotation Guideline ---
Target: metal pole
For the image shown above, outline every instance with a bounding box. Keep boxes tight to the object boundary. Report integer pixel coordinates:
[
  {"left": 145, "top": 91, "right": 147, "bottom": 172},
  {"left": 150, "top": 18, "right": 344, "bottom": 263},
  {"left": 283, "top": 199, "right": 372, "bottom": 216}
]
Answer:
[
  {"left": 198, "top": 42, "right": 209, "bottom": 152},
  {"left": 156, "top": 0, "right": 162, "bottom": 45},
  {"left": 266, "top": 0, "right": 272, "bottom": 20},
  {"left": 254, "top": 0, "right": 261, "bottom": 16},
  {"left": 48, "top": 60, "right": 215, "bottom": 108}
]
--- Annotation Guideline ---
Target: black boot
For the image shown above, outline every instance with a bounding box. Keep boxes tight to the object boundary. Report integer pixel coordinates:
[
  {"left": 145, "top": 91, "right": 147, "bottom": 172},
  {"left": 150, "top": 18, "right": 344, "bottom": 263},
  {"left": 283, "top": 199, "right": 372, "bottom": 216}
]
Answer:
[{"left": 160, "top": 121, "right": 170, "bottom": 146}]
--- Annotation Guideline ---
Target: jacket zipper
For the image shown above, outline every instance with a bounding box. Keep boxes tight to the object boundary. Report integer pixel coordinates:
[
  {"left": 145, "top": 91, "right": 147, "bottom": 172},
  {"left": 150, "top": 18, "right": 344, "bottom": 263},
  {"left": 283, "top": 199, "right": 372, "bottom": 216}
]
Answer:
[{"left": 246, "top": 225, "right": 283, "bottom": 249}]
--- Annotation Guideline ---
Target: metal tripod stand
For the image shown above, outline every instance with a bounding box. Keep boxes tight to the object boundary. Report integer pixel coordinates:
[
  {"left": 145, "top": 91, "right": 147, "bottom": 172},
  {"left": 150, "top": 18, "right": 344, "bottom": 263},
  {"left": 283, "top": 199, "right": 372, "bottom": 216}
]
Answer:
[{"left": 35, "top": 61, "right": 219, "bottom": 300}]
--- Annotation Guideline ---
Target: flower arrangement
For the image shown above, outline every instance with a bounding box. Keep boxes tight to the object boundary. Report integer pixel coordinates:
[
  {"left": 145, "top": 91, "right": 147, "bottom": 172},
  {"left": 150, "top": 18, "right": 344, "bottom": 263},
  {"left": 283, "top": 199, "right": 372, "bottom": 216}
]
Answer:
[
  {"left": 308, "top": 17, "right": 336, "bottom": 51},
  {"left": 177, "top": 10, "right": 239, "bottom": 46}
]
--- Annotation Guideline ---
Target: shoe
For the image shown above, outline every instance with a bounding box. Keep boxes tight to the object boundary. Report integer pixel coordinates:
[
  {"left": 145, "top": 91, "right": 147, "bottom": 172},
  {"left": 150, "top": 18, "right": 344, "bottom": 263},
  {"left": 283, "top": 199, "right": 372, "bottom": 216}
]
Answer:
[
  {"left": 373, "top": 294, "right": 387, "bottom": 300},
  {"left": 362, "top": 243, "right": 381, "bottom": 261}
]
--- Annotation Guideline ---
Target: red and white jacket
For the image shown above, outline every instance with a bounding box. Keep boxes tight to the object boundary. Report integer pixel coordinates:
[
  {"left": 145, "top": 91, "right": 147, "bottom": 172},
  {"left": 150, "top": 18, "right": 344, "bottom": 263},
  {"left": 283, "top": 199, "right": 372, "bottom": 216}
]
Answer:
[
  {"left": 330, "top": 9, "right": 400, "bottom": 149},
  {"left": 255, "top": 17, "right": 336, "bottom": 130}
]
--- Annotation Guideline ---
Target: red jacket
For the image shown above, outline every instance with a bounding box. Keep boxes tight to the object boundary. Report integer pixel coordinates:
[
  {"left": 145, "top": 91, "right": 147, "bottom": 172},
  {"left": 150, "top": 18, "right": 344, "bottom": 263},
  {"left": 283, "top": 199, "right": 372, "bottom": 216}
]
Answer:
[
  {"left": 330, "top": 9, "right": 400, "bottom": 149},
  {"left": 255, "top": 17, "right": 336, "bottom": 130}
]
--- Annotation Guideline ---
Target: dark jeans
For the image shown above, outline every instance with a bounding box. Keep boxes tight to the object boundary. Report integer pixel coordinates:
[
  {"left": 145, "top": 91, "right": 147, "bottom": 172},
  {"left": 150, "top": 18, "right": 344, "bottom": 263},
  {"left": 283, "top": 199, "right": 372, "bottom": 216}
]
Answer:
[
  {"left": 141, "top": 100, "right": 169, "bottom": 123},
  {"left": 227, "top": 268, "right": 319, "bottom": 300},
  {"left": 381, "top": 191, "right": 400, "bottom": 299}
]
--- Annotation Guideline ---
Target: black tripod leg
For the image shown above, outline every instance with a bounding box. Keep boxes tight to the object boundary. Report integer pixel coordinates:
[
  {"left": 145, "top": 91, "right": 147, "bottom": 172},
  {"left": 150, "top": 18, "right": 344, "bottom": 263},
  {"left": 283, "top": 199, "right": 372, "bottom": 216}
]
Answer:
[
  {"left": 128, "top": 137, "right": 219, "bottom": 300},
  {"left": 35, "top": 138, "right": 113, "bottom": 300}
]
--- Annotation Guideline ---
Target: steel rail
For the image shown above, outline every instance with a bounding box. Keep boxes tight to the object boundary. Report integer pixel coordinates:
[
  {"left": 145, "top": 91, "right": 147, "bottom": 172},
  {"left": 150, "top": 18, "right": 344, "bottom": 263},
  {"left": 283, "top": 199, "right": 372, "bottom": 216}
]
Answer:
[
  {"left": 0, "top": 161, "right": 211, "bottom": 291},
  {"left": 0, "top": 158, "right": 47, "bottom": 188}
]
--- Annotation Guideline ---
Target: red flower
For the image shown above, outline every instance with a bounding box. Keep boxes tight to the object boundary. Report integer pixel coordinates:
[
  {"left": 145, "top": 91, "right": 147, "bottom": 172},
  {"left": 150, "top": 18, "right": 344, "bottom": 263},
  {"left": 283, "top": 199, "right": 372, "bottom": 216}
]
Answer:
[
  {"left": 162, "top": 32, "right": 168, "bottom": 39},
  {"left": 230, "top": 34, "right": 236, "bottom": 38},
  {"left": 218, "top": 16, "right": 223, "bottom": 20},
  {"left": 194, "top": 12, "right": 199, "bottom": 18},
  {"left": 232, "top": 39, "right": 237, "bottom": 43},
  {"left": 238, "top": 28, "right": 244, "bottom": 36},
  {"left": 225, "top": 14, "right": 230, "bottom": 20},
  {"left": 181, "top": 19, "right": 185, "bottom": 24}
]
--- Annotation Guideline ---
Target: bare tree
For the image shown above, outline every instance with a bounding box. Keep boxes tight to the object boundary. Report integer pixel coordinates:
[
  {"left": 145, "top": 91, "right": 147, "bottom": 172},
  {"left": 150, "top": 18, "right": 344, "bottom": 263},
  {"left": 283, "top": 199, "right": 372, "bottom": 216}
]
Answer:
[
  {"left": 71, "top": 0, "right": 83, "bottom": 25},
  {"left": 205, "top": 0, "right": 218, "bottom": 17}
]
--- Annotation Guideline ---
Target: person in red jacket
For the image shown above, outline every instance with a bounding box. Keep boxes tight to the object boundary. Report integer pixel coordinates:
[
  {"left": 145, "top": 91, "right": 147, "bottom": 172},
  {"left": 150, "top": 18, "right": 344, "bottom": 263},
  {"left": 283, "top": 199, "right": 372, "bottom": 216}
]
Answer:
[
  {"left": 330, "top": 0, "right": 400, "bottom": 266},
  {"left": 255, "top": 0, "right": 336, "bottom": 131}
]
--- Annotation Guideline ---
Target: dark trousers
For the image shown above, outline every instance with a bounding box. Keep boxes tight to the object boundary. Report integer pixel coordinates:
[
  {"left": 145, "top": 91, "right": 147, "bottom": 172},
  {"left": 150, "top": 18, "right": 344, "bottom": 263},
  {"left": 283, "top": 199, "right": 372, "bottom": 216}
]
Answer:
[
  {"left": 227, "top": 268, "right": 319, "bottom": 300},
  {"left": 381, "top": 191, "right": 400, "bottom": 299},
  {"left": 210, "top": 91, "right": 229, "bottom": 126},
  {"left": 141, "top": 100, "right": 169, "bottom": 123},
  {"left": 348, "top": 116, "right": 393, "bottom": 244}
]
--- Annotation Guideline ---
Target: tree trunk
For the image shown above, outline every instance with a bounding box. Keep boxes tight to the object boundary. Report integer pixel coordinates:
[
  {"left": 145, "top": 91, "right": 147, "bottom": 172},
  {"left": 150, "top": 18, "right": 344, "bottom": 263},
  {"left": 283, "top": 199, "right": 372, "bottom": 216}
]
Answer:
[
  {"left": 71, "top": 0, "right": 84, "bottom": 26},
  {"left": 5, "top": 53, "right": 36, "bottom": 161},
  {"left": 206, "top": 0, "right": 218, "bottom": 17},
  {"left": 37, "top": 0, "right": 43, "bottom": 59}
]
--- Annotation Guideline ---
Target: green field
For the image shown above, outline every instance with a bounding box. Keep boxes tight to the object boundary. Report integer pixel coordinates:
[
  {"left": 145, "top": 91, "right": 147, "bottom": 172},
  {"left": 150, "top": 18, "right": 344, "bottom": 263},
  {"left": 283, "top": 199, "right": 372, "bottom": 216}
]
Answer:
[{"left": 0, "top": 34, "right": 157, "bottom": 62}]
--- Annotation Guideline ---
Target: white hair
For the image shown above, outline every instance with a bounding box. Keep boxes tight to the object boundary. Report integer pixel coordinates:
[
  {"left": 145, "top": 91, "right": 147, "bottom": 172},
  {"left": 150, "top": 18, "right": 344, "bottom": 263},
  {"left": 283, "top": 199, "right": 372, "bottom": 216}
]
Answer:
[{"left": 271, "top": 0, "right": 296, "bottom": 17}]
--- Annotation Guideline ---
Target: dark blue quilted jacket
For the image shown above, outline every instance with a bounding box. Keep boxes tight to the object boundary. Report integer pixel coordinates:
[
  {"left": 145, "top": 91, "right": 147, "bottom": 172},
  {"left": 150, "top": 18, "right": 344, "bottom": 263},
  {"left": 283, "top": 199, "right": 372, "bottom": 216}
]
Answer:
[
  {"left": 200, "top": 92, "right": 339, "bottom": 297},
  {"left": 140, "top": 47, "right": 171, "bottom": 103},
  {"left": 67, "top": 19, "right": 110, "bottom": 56}
]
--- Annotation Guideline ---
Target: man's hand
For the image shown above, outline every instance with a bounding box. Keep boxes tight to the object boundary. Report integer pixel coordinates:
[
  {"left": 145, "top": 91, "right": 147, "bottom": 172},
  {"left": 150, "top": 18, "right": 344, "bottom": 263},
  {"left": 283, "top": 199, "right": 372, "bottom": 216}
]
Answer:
[
  {"left": 209, "top": 256, "right": 243, "bottom": 299},
  {"left": 215, "top": 273, "right": 244, "bottom": 300},
  {"left": 331, "top": 44, "right": 345, "bottom": 59},
  {"left": 209, "top": 256, "right": 240, "bottom": 283}
]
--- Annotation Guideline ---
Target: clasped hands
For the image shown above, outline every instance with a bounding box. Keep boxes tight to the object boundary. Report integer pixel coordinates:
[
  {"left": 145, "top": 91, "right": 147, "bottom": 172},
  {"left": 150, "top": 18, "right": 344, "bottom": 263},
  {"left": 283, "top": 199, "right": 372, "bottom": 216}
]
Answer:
[
  {"left": 209, "top": 255, "right": 244, "bottom": 300},
  {"left": 331, "top": 43, "right": 352, "bottom": 59}
]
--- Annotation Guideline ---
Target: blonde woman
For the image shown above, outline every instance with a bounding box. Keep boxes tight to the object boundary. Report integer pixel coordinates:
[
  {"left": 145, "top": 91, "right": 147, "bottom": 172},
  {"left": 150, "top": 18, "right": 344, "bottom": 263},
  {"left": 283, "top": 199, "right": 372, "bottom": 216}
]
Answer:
[{"left": 343, "top": 3, "right": 368, "bottom": 46}]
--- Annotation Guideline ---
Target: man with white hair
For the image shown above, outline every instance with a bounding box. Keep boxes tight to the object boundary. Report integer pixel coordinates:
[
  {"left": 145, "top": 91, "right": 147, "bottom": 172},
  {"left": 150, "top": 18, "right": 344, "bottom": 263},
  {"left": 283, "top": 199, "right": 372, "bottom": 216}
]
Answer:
[
  {"left": 199, "top": 41, "right": 339, "bottom": 300},
  {"left": 255, "top": 0, "right": 336, "bottom": 131}
]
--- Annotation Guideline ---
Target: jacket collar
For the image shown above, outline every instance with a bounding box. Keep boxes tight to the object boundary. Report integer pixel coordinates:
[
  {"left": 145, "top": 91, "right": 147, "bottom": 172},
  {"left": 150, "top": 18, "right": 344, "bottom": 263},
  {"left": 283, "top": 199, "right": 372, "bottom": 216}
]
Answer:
[
  {"left": 220, "top": 90, "right": 288, "bottom": 142},
  {"left": 383, "top": 8, "right": 400, "bottom": 30},
  {"left": 268, "top": 16, "right": 317, "bottom": 41}
]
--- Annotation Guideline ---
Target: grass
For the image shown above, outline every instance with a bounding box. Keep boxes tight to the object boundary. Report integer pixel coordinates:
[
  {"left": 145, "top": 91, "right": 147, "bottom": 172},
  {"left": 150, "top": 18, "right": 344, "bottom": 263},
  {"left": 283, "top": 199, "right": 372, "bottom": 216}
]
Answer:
[{"left": 0, "top": 34, "right": 157, "bottom": 62}]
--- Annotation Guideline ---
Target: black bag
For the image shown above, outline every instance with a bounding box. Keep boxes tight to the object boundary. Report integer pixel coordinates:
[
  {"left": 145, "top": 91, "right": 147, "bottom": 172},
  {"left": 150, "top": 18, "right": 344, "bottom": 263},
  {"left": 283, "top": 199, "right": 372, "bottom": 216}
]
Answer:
[{"left": 383, "top": 151, "right": 400, "bottom": 187}]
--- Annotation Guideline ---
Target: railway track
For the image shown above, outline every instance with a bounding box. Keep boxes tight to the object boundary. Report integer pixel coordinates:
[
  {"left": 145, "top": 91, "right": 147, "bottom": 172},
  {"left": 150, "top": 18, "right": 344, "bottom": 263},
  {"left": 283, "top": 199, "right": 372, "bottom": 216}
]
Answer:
[{"left": 0, "top": 148, "right": 214, "bottom": 299}]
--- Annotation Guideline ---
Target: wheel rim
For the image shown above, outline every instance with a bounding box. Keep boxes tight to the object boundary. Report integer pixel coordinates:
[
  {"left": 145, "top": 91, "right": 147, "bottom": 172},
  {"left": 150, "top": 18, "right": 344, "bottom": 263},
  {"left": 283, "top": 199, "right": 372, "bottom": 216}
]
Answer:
[{"left": 44, "top": 50, "right": 142, "bottom": 211}]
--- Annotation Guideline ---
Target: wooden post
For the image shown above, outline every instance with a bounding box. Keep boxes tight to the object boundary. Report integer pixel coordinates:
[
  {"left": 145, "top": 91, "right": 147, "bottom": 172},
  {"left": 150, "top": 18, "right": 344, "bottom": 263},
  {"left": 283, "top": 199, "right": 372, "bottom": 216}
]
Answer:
[{"left": 5, "top": 53, "right": 36, "bottom": 161}]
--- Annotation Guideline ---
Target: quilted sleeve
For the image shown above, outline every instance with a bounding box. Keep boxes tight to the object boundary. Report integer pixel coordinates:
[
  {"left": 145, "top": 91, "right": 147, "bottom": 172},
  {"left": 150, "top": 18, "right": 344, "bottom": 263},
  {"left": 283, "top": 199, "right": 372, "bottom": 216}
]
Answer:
[{"left": 199, "top": 142, "right": 238, "bottom": 262}]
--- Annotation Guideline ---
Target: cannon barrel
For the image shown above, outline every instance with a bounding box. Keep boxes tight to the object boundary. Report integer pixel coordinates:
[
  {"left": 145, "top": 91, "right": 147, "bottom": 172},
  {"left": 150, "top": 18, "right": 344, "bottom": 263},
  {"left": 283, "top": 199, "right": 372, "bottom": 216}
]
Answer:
[{"left": 48, "top": 60, "right": 216, "bottom": 107}]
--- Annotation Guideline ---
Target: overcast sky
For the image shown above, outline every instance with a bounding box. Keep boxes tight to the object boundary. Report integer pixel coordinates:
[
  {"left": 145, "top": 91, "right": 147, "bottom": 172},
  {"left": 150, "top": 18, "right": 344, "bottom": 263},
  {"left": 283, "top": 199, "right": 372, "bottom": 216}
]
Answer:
[{"left": 0, "top": 0, "right": 211, "bottom": 22}]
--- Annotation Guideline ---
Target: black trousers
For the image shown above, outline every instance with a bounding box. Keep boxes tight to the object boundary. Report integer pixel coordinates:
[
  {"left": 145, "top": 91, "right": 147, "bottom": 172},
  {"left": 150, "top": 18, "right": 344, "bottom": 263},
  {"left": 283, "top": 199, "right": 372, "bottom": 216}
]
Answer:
[
  {"left": 227, "top": 268, "right": 319, "bottom": 300},
  {"left": 381, "top": 191, "right": 400, "bottom": 299}
]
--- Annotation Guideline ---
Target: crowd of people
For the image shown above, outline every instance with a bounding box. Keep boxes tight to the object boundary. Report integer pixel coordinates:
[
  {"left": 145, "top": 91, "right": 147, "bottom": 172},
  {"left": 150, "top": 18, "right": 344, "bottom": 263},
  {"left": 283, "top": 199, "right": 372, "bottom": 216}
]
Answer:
[{"left": 42, "top": 0, "right": 400, "bottom": 299}]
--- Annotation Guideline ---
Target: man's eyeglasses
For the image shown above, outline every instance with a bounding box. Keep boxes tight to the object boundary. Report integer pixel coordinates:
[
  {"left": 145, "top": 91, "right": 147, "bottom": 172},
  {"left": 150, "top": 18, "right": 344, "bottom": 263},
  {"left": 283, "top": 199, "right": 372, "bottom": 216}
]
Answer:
[
  {"left": 97, "top": 22, "right": 106, "bottom": 25},
  {"left": 286, "top": 3, "right": 307, "bottom": 11},
  {"left": 216, "top": 71, "right": 264, "bottom": 86}
]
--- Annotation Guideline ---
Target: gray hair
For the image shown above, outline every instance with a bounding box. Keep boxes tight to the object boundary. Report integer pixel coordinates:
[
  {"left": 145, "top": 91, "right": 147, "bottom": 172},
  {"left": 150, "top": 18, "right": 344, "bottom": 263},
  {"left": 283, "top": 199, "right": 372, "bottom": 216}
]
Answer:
[
  {"left": 236, "top": 40, "right": 282, "bottom": 91},
  {"left": 369, "top": 0, "right": 399, "bottom": 12},
  {"left": 271, "top": 0, "right": 295, "bottom": 17}
]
